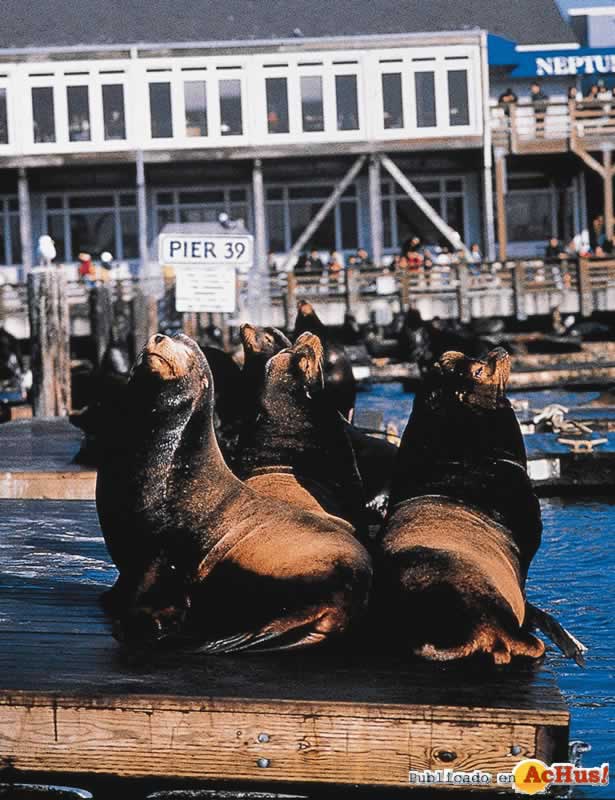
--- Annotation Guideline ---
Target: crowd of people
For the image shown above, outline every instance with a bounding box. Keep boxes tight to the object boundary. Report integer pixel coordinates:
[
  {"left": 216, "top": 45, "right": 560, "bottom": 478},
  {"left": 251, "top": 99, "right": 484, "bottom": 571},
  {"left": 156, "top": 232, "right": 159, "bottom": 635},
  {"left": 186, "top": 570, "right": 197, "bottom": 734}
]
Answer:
[{"left": 498, "top": 80, "right": 615, "bottom": 112}]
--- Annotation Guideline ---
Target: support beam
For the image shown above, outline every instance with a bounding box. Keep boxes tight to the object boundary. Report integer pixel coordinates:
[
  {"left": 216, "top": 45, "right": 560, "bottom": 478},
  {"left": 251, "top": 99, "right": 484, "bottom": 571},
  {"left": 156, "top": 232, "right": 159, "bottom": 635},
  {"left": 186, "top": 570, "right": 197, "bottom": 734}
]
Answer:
[
  {"left": 136, "top": 151, "right": 148, "bottom": 274},
  {"left": 494, "top": 149, "right": 508, "bottom": 262},
  {"left": 604, "top": 147, "right": 613, "bottom": 240},
  {"left": 89, "top": 285, "right": 113, "bottom": 368},
  {"left": 479, "top": 31, "right": 496, "bottom": 262},
  {"left": 17, "top": 168, "right": 33, "bottom": 275},
  {"left": 283, "top": 155, "right": 367, "bottom": 271},
  {"left": 368, "top": 156, "right": 383, "bottom": 266},
  {"left": 379, "top": 154, "right": 471, "bottom": 259},
  {"left": 249, "top": 158, "right": 270, "bottom": 326}
]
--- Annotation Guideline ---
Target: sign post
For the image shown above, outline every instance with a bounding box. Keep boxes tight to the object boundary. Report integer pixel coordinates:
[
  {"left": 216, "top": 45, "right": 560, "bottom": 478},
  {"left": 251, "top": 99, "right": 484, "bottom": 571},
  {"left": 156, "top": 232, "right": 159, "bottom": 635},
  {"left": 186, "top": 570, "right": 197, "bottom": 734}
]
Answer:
[{"left": 158, "top": 231, "right": 254, "bottom": 315}]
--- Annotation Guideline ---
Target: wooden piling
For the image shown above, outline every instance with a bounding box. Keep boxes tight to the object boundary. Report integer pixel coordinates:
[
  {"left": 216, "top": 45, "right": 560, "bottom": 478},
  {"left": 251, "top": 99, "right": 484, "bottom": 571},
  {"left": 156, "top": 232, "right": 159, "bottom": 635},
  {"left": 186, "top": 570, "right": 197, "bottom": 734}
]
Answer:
[
  {"left": 284, "top": 271, "right": 297, "bottom": 331},
  {"left": 89, "top": 284, "right": 113, "bottom": 367},
  {"left": 27, "top": 268, "right": 71, "bottom": 417},
  {"left": 456, "top": 262, "right": 472, "bottom": 323},
  {"left": 578, "top": 257, "right": 593, "bottom": 317},
  {"left": 131, "top": 288, "right": 158, "bottom": 358},
  {"left": 399, "top": 268, "right": 410, "bottom": 311},
  {"left": 512, "top": 261, "right": 528, "bottom": 321}
]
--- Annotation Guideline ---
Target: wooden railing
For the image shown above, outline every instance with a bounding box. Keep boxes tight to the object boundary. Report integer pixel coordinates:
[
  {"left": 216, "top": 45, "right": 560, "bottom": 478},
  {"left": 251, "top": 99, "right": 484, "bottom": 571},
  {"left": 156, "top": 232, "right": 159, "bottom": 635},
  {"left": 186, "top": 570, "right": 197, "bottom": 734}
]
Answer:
[
  {"left": 491, "top": 98, "right": 615, "bottom": 154},
  {"left": 2, "top": 260, "right": 615, "bottom": 333}
]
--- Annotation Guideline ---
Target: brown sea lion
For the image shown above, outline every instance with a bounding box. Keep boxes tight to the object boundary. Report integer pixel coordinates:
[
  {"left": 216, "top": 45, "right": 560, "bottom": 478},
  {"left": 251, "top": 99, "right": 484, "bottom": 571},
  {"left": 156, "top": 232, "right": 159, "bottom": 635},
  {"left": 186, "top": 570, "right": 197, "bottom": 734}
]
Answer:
[
  {"left": 96, "top": 332, "right": 371, "bottom": 652},
  {"left": 240, "top": 321, "right": 397, "bottom": 522},
  {"left": 379, "top": 348, "right": 545, "bottom": 664},
  {"left": 237, "top": 327, "right": 367, "bottom": 536},
  {"left": 294, "top": 300, "right": 356, "bottom": 419}
]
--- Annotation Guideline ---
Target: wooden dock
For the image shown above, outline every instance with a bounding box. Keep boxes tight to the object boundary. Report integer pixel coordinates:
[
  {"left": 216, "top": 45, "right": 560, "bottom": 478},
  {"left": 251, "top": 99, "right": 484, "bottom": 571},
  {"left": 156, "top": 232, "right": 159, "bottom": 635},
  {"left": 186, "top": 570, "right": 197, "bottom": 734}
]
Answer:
[
  {"left": 0, "top": 499, "right": 569, "bottom": 791},
  {"left": 0, "top": 418, "right": 95, "bottom": 500}
]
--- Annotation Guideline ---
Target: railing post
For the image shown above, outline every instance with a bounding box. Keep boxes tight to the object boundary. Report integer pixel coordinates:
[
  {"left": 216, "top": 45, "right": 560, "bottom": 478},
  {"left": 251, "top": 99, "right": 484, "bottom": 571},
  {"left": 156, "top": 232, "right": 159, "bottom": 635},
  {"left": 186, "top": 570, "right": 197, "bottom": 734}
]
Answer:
[
  {"left": 27, "top": 268, "right": 71, "bottom": 417},
  {"left": 512, "top": 261, "right": 528, "bottom": 321},
  {"left": 89, "top": 284, "right": 113, "bottom": 367},
  {"left": 578, "top": 257, "right": 593, "bottom": 317},
  {"left": 345, "top": 267, "right": 360, "bottom": 315},
  {"left": 456, "top": 262, "right": 472, "bottom": 323}
]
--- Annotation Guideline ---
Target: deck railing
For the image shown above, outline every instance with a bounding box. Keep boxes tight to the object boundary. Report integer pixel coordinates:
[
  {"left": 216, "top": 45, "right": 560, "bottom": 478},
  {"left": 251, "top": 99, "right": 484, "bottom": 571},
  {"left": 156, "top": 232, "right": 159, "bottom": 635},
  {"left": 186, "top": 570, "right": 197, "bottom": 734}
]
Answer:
[
  {"left": 1, "top": 258, "right": 615, "bottom": 333},
  {"left": 491, "top": 98, "right": 615, "bottom": 153}
]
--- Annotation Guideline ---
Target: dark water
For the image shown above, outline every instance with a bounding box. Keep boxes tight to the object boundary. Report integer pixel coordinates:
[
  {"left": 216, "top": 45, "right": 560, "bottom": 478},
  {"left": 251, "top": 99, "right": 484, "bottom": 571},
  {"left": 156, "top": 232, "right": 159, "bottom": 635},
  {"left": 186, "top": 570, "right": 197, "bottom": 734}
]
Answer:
[{"left": 357, "top": 384, "right": 614, "bottom": 798}]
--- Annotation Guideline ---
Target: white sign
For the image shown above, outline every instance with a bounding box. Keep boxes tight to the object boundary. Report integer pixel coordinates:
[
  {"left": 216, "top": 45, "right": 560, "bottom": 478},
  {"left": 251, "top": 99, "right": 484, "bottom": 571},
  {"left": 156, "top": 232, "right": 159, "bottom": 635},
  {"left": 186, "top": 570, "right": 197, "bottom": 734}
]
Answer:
[
  {"left": 175, "top": 264, "right": 237, "bottom": 313},
  {"left": 159, "top": 233, "right": 254, "bottom": 267}
]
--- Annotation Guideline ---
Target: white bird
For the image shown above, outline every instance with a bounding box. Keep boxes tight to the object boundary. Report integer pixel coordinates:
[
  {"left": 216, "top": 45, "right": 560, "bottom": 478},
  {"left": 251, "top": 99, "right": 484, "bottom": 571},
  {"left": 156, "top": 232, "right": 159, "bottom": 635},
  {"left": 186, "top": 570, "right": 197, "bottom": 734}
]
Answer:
[{"left": 38, "top": 235, "right": 56, "bottom": 264}]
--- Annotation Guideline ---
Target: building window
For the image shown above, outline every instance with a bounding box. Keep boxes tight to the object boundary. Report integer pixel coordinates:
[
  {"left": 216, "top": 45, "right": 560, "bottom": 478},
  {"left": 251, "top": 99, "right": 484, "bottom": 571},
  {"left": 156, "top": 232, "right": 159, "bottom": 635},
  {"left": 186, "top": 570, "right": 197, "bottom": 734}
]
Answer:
[
  {"left": 0, "top": 198, "right": 21, "bottom": 265},
  {"left": 184, "top": 81, "right": 208, "bottom": 137},
  {"left": 32, "top": 87, "right": 56, "bottom": 143},
  {"left": 149, "top": 82, "right": 173, "bottom": 138},
  {"left": 219, "top": 79, "right": 243, "bottom": 136},
  {"left": 414, "top": 72, "right": 436, "bottom": 128},
  {"left": 382, "top": 73, "right": 404, "bottom": 130},
  {"left": 448, "top": 70, "right": 469, "bottom": 126},
  {"left": 265, "top": 184, "right": 358, "bottom": 253},
  {"left": 45, "top": 192, "right": 138, "bottom": 261},
  {"left": 266, "top": 77, "right": 289, "bottom": 134},
  {"left": 300, "top": 76, "right": 324, "bottom": 132},
  {"left": 381, "top": 177, "right": 465, "bottom": 249},
  {"left": 154, "top": 187, "right": 250, "bottom": 234},
  {"left": 67, "top": 85, "right": 91, "bottom": 142},
  {"left": 335, "top": 75, "right": 359, "bottom": 131},
  {"left": 0, "top": 89, "right": 8, "bottom": 144},
  {"left": 102, "top": 84, "right": 126, "bottom": 140}
]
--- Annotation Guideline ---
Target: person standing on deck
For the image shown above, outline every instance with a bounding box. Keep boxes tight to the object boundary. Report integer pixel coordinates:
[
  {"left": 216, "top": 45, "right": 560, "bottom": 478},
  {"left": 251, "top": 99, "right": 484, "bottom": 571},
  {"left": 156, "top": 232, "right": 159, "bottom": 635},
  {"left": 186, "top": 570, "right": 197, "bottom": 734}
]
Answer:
[{"left": 530, "top": 82, "right": 549, "bottom": 138}]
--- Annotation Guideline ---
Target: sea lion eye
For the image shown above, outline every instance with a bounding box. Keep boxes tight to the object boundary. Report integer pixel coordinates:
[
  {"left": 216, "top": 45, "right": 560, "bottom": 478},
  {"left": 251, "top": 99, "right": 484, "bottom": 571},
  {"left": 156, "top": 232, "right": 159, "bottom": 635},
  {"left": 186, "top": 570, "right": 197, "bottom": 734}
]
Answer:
[{"left": 475, "top": 367, "right": 483, "bottom": 378}]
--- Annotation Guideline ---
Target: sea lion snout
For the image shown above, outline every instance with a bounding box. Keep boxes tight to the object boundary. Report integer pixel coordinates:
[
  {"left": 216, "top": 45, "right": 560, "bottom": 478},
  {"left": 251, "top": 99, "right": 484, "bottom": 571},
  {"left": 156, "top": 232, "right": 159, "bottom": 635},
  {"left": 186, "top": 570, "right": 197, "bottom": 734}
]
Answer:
[
  {"left": 240, "top": 323, "right": 291, "bottom": 359},
  {"left": 142, "top": 333, "right": 197, "bottom": 381}
]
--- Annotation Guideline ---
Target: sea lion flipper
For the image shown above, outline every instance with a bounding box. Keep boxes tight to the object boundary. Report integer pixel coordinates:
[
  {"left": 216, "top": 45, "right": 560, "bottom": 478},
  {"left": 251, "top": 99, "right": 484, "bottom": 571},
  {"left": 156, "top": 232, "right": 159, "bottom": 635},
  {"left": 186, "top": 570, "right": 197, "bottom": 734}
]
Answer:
[
  {"left": 196, "top": 605, "right": 341, "bottom": 654},
  {"left": 526, "top": 602, "right": 588, "bottom": 667}
]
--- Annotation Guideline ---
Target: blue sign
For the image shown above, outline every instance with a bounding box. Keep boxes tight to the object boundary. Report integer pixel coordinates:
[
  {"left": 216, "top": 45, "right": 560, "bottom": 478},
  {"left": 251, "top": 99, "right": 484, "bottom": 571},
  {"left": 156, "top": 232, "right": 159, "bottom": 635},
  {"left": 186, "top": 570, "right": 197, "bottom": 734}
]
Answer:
[{"left": 488, "top": 33, "right": 615, "bottom": 78}]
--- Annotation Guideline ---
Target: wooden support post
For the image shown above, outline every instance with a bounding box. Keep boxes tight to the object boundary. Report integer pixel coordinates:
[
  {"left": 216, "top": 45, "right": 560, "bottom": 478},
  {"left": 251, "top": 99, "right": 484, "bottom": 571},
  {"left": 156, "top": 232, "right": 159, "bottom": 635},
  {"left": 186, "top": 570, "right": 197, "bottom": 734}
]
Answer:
[
  {"left": 17, "top": 168, "right": 33, "bottom": 275},
  {"left": 578, "top": 257, "right": 593, "bottom": 317},
  {"left": 136, "top": 151, "right": 148, "bottom": 274},
  {"left": 131, "top": 289, "right": 158, "bottom": 359},
  {"left": 248, "top": 158, "right": 270, "bottom": 326},
  {"left": 603, "top": 147, "right": 613, "bottom": 240},
  {"left": 512, "top": 261, "right": 528, "bottom": 321},
  {"left": 344, "top": 267, "right": 360, "bottom": 315},
  {"left": 182, "top": 313, "right": 198, "bottom": 339},
  {"left": 27, "top": 269, "right": 71, "bottom": 417},
  {"left": 282, "top": 155, "right": 366, "bottom": 271},
  {"left": 89, "top": 285, "right": 113, "bottom": 367},
  {"left": 494, "top": 149, "right": 508, "bottom": 262},
  {"left": 456, "top": 262, "right": 472, "bottom": 323},
  {"left": 379, "top": 154, "right": 471, "bottom": 259},
  {"left": 399, "top": 268, "right": 410, "bottom": 311},
  {"left": 284, "top": 272, "right": 297, "bottom": 331},
  {"left": 368, "top": 156, "right": 383, "bottom": 266}
]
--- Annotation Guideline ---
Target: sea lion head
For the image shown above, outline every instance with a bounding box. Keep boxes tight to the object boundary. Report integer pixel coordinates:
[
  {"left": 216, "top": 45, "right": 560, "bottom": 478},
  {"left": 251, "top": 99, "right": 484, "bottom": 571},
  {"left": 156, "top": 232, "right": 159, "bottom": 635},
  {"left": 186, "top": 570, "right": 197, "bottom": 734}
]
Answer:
[
  {"left": 130, "top": 333, "right": 213, "bottom": 413},
  {"left": 262, "top": 332, "right": 325, "bottom": 412},
  {"left": 294, "top": 299, "right": 327, "bottom": 340},
  {"left": 434, "top": 347, "right": 511, "bottom": 410},
  {"left": 240, "top": 323, "right": 291, "bottom": 362}
]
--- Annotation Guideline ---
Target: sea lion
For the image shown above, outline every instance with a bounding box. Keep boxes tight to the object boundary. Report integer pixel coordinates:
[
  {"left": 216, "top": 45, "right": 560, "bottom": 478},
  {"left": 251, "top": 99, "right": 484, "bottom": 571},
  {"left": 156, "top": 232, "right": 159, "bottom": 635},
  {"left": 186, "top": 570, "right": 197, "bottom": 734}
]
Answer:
[
  {"left": 379, "top": 348, "right": 545, "bottom": 664},
  {"left": 294, "top": 300, "right": 356, "bottom": 419},
  {"left": 237, "top": 327, "right": 367, "bottom": 535},
  {"left": 240, "top": 322, "right": 396, "bottom": 523},
  {"left": 97, "top": 332, "right": 371, "bottom": 652}
]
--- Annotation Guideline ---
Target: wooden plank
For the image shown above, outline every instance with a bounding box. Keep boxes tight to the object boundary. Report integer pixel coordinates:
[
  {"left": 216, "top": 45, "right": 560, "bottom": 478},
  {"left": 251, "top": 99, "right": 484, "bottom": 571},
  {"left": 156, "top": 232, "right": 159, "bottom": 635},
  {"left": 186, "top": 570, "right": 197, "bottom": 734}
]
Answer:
[{"left": 0, "top": 697, "right": 551, "bottom": 787}]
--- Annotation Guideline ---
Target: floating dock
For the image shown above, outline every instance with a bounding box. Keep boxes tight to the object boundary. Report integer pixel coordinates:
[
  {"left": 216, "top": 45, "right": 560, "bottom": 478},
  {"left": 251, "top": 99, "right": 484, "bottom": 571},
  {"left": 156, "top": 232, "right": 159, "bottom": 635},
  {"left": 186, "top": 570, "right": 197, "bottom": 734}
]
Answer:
[{"left": 0, "top": 499, "right": 569, "bottom": 791}]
